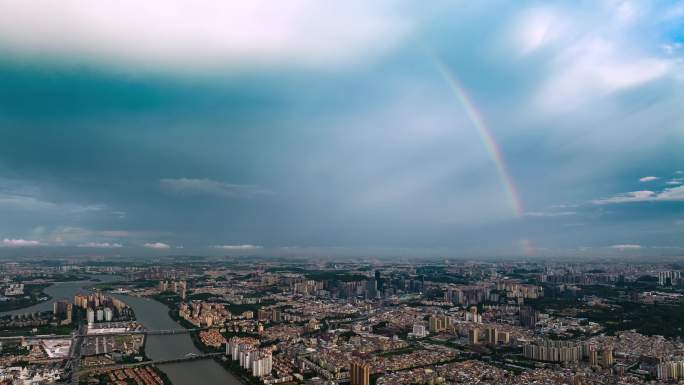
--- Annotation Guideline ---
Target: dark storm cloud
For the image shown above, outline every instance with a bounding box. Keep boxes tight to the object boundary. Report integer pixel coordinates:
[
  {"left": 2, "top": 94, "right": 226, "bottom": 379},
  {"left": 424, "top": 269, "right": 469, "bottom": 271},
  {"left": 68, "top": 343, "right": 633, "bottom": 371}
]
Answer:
[{"left": 1, "top": 1, "right": 684, "bottom": 257}]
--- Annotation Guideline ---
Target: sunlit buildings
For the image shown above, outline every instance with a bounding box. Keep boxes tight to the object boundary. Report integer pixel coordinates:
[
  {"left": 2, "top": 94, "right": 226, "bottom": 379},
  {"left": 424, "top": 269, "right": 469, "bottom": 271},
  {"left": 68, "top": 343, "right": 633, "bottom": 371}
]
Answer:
[{"left": 350, "top": 361, "right": 370, "bottom": 385}]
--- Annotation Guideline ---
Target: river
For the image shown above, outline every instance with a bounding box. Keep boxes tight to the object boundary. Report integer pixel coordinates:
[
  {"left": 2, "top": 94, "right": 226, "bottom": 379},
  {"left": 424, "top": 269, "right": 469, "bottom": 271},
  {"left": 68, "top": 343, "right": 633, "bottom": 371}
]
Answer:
[
  {"left": 112, "top": 295, "right": 242, "bottom": 385},
  {"left": 0, "top": 275, "right": 125, "bottom": 317},
  {"left": 1, "top": 276, "right": 242, "bottom": 385}
]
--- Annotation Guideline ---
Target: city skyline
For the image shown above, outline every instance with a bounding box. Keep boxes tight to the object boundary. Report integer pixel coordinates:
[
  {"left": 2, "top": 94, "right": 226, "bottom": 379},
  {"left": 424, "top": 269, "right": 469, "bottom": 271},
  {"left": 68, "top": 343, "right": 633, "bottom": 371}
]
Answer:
[{"left": 1, "top": 1, "right": 684, "bottom": 257}]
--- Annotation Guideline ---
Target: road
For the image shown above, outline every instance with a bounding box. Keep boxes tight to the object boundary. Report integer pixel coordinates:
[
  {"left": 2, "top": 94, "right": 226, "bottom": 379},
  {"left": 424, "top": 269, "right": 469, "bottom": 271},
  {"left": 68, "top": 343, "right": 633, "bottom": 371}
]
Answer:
[
  {"left": 1, "top": 325, "right": 222, "bottom": 384},
  {"left": 67, "top": 323, "right": 86, "bottom": 385},
  {"left": 0, "top": 326, "right": 220, "bottom": 341},
  {"left": 77, "top": 352, "right": 223, "bottom": 375}
]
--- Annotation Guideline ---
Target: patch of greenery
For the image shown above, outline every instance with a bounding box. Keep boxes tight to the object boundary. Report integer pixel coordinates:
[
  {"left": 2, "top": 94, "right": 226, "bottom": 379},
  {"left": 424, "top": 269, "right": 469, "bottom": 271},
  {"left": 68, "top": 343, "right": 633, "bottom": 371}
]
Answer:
[
  {"left": 377, "top": 346, "right": 419, "bottom": 357},
  {"left": 187, "top": 292, "right": 219, "bottom": 301},
  {"left": 581, "top": 301, "right": 684, "bottom": 337},
  {"left": 0, "top": 323, "right": 75, "bottom": 337},
  {"left": 304, "top": 271, "right": 368, "bottom": 282}
]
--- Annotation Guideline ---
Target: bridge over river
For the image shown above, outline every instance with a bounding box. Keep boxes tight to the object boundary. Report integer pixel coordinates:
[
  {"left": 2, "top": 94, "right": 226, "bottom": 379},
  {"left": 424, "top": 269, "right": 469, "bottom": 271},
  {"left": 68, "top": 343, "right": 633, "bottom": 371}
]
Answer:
[
  {"left": 77, "top": 352, "right": 224, "bottom": 374},
  {"left": 0, "top": 326, "right": 221, "bottom": 341}
]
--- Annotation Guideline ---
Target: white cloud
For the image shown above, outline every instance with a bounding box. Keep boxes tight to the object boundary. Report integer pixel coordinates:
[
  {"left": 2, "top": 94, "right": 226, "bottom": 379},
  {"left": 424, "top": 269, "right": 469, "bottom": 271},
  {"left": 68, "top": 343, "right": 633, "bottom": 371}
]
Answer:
[
  {"left": 0, "top": 1, "right": 411, "bottom": 71},
  {"left": 593, "top": 190, "right": 655, "bottom": 204},
  {"left": 144, "top": 242, "right": 171, "bottom": 249},
  {"left": 0, "top": 194, "right": 57, "bottom": 211},
  {"left": 78, "top": 242, "right": 123, "bottom": 248},
  {"left": 161, "top": 178, "right": 272, "bottom": 198},
  {"left": 667, "top": 180, "right": 683, "bottom": 185},
  {"left": 593, "top": 186, "right": 684, "bottom": 204},
  {"left": 525, "top": 211, "right": 576, "bottom": 217},
  {"left": 662, "top": 43, "right": 682, "bottom": 55},
  {"left": 655, "top": 185, "right": 684, "bottom": 201},
  {"left": 513, "top": 7, "right": 567, "bottom": 55},
  {"left": 639, "top": 176, "right": 659, "bottom": 182},
  {"left": 0, "top": 178, "right": 109, "bottom": 216},
  {"left": 610, "top": 244, "right": 642, "bottom": 250},
  {"left": 211, "top": 244, "right": 262, "bottom": 250},
  {"left": 2, "top": 238, "right": 42, "bottom": 247},
  {"left": 6, "top": 226, "right": 170, "bottom": 247},
  {"left": 538, "top": 38, "right": 669, "bottom": 111},
  {"left": 607, "top": 0, "right": 638, "bottom": 23},
  {"left": 515, "top": 3, "right": 673, "bottom": 113}
]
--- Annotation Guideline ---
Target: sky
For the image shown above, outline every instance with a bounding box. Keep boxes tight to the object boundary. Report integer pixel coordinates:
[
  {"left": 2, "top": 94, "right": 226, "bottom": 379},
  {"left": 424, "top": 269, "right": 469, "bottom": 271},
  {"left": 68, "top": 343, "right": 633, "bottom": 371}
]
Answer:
[{"left": 0, "top": 0, "right": 683, "bottom": 258}]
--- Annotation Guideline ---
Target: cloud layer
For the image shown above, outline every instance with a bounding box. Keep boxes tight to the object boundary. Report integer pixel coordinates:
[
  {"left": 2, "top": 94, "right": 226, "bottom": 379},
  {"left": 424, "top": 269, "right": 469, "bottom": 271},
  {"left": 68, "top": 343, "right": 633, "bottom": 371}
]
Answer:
[
  {"left": 160, "top": 178, "right": 271, "bottom": 199},
  {"left": 211, "top": 244, "right": 262, "bottom": 250},
  {"left": 2, "top": 238, "right": 41, "bottom": 247},
  {"left": 0, "top": 1, "right": 683, "bottom": 257},
  {"left": 593, "top": 186, "right": 684, "bottom": 204},
  {"left": 144, "top": 242, "right": 171, "bottom": 249},
  {"left": 0, "top": 0, "right": 410, "bottom": 71},
  {"left": 610, "top": 244, "right": 642, "bottom": 250},
  {"left": 78, "top": 242, "right": 123, "bottom": 248}
]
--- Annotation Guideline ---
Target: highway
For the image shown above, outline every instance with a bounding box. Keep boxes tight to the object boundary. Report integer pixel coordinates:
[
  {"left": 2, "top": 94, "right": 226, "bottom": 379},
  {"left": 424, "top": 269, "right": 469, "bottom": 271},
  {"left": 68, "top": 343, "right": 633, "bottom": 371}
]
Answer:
[{"left": 67, "top": 324, "right": 86, "bottom": 385}]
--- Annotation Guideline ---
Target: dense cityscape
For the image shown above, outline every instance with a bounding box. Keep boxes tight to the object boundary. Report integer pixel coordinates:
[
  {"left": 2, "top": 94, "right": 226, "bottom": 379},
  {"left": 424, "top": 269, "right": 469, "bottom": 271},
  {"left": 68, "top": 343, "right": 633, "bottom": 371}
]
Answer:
[
  {"left": 1, "top": 256, "right": 684, "bottom": 384},
  {"left": 2, "top": 0, "right": 684, "bottom": 384}
]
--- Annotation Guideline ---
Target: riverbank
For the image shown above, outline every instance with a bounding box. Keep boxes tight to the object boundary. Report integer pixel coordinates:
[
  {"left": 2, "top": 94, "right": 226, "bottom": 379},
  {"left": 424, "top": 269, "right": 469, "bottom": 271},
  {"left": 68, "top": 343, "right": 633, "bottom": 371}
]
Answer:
[
  {"left": 114, "top": 294, "right": 243, "bottom": 385},
  {"left": 0, "top": 284, "right": 52, "bottom": 313},
  {"left": 152, "top": 295, "right": 221, "bottom": 354},
  {"left": 0, "top": 323, "right": 74, "bottom": 337},
  {"left": 148, "top": 294, "right": 260, "bottom": 385},
  {"left": 215, "top": 358, "right": 266, "bottom": 385},
  {"left": 0, "top": 275, "right": 127, "bottom": 318}
]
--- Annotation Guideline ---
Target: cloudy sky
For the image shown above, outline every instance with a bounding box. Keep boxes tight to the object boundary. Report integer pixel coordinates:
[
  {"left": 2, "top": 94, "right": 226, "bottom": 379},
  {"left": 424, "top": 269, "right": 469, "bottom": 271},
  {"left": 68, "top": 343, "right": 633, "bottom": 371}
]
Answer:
[{"left": 1, "top": 0, "right": 683, "bottom": 258}]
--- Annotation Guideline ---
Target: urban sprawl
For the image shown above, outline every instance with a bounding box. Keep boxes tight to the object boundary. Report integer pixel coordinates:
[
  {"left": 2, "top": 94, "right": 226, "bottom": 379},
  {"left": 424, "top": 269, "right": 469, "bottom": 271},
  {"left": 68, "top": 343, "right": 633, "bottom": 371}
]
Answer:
[{"left": 2, "top": 256, "right": 684, "bottom": 384}]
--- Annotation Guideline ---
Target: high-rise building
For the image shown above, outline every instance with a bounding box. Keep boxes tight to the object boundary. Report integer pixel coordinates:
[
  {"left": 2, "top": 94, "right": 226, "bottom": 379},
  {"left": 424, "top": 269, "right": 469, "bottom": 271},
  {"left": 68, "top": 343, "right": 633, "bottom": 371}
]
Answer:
[
  {"left": 500, "top": 331, "right": 510, "bottom": 344},
  {"left": 350, "top": 361, "right": 370, "bottom": 385},
  {"left": 658, "top": 271, "right": 681, "bottom": 286},
  {"left": 523, "top": 340, "right": 582, "bottom": 363},
  {"left": 429, "top": 315, "right": 439, "bottom": 333},
  {"left": 588, "top": 345, "right": 598, "bottom": 366},
  {"left": 179, "top": 281, "right": 187, "bottom": 300},
  {"left": 74, "top": 294, "right": 89, "bottom": 309},
  {"left": 411, "top": 324, "right": 427, "bottom": 338},
  {"left": 469, "top": 328, "right": 480, "bottom": 345},
  {"left": 487, "top": 327, "right": 498, "bottom": 345},
  {"left": 657, "top": 360, "right": 684, "bottom": 380},
  {"left": 375, "top": 270, "right": 384, "bottom": 293},
  {"left": 465, "top": 306, "right": 482, "bottom": 323},
  {"left": 86, "top": 308, "right": 95, "bottom": 325},
  {"left": 65, "top": 303, "right": 73, "bottom": 324},
  {"left": 251, "top": 353, "right": 273, "bottom": 377},
  {"left": 602, "top": 347, "right": 613, "bottom": 367},
  {"left": 428, "top": 314, "right": 452, "bottom": 333},
  {"left": 366, "top": 279, "right": 378, "bottom": 299},
  {"left": 258, "top": 309, "right": 270, "bottom": 321},
  {"left": 53, "top": 299, "right": 70, "bottom": 315},
  {"left": 520, "top": 306, "right": 539, "bottom": 329},
  {"left": 104, "top": 307, "right": 113, "bottom": 321},
  {"left": 53, "top": 300, "right": 73, "bottom": 325}
]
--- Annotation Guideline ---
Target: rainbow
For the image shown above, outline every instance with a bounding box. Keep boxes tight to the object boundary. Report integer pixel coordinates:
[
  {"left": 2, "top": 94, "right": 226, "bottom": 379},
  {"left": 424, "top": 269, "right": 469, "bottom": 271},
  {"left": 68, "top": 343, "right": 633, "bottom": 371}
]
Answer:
[{"left": 429, "top": 55, "right": 524, "bottom": 217}]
